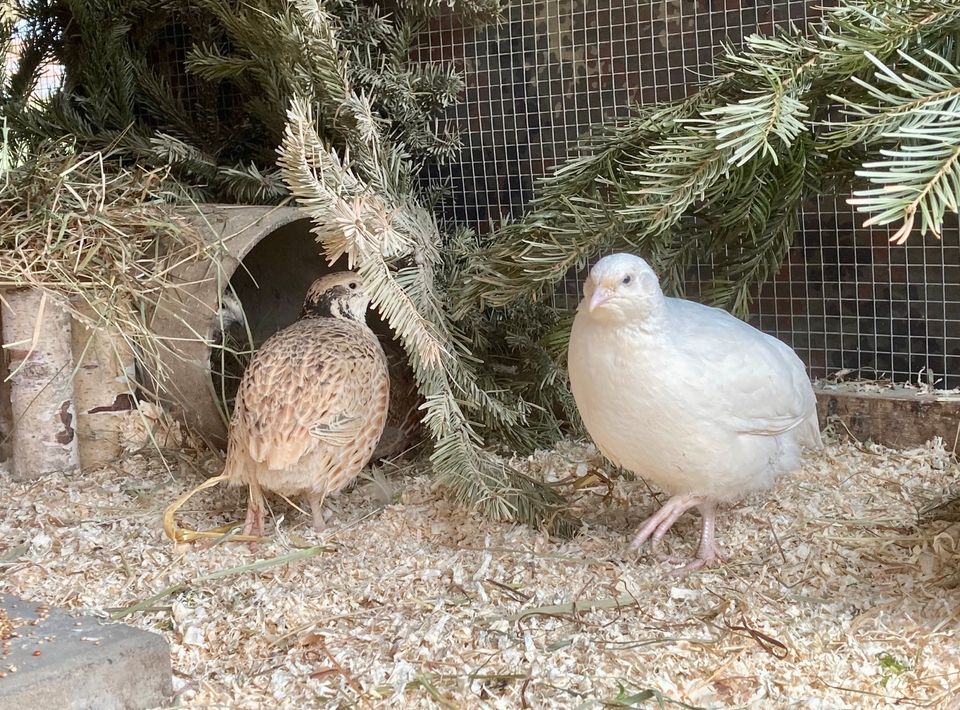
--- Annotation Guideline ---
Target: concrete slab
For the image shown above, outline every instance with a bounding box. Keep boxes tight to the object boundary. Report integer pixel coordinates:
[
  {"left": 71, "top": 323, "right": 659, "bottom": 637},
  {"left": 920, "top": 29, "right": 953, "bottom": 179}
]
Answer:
[{"left": 0, "top": 593, "right": 172, "bottom": 709}]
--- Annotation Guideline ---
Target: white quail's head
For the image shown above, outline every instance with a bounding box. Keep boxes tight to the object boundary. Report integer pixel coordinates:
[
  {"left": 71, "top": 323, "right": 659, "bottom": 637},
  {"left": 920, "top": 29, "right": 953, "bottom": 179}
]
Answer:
[
  {"left": 301, "top": 272, "right": 372, "bottom": 323},
  {"left": 580, "top": 253, "right": 663, "bottom": 324}
]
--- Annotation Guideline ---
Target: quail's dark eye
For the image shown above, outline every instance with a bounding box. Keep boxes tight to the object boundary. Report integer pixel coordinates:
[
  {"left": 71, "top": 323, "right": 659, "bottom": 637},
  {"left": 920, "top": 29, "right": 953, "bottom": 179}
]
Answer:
[
  {"left": 622, "top": 274, "right": 632, "bottom": 285},
  {"left": 348, "top": 281, "right": 358, "bottom": 290}
]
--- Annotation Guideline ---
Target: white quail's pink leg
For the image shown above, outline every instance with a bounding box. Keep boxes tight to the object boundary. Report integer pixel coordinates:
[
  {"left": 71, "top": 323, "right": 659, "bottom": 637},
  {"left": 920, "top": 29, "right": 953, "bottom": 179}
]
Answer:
[
  {"left": 630, "top": 493, "right": 705, "bottom": 558},
  {"left": 668, "top": 501, "right": 724, "bottom": 578}
]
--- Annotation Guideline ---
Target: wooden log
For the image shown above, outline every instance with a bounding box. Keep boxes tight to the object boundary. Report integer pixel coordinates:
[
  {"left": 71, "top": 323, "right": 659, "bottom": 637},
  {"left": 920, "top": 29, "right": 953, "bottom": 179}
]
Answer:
[
  {"left": 0, "top": 309, "right": 14, "bottom": 463},
  {"left": 1, "top": 288, "right": 80, "bottom": 480},
  {"left": 815, "top": 385, "right": 960, "bottom": 450},
  {"left": 70, "top": 300, "right": 138, "bottom": 469}
]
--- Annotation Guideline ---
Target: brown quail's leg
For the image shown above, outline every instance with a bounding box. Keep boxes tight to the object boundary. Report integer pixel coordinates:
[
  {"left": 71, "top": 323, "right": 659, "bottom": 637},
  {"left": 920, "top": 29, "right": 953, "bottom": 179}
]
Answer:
[
  {"left": 243, "top": 480, "right": 266, "bottom": 537},
  {"left": 308, "top": 494, "right": 326, "bottom": 532}
]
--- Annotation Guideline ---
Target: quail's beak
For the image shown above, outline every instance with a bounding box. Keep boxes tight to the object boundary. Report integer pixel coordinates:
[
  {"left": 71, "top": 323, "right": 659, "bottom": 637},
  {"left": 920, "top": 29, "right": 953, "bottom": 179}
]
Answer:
[{"left": 588, "top": 286, "right": 615, "bottom": 313}]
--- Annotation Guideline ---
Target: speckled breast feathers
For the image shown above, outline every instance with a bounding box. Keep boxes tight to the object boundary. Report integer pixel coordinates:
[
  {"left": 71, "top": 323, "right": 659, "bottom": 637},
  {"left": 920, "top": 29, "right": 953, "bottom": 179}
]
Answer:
[{"left": 223, "top": 274, "right": 391, "bottom": 500}]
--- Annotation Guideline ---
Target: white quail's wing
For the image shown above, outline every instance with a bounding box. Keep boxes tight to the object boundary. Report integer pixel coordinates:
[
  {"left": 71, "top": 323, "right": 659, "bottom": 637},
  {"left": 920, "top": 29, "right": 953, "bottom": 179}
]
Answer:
[
  {"left": 233, "top": 319, "right": 380, "bottom": 470},
  {"left": 665, "top": 299, "right": 816, "bottom": 438}
]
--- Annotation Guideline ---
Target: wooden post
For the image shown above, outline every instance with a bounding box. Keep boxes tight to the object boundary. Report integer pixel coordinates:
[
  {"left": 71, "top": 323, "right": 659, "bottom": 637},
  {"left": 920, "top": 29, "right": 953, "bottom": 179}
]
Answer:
[
  {"left": 815, "top": 385, "right": 960, "bottom": 449},
  {"left": 1, "top": 288, "right": 81, "bottom": 480},
  {"left": 71, "top": 300, "right": 138, "bottom": 469},
  {"left": 0, "top": 312, "right": 14, "bottom": 463}
]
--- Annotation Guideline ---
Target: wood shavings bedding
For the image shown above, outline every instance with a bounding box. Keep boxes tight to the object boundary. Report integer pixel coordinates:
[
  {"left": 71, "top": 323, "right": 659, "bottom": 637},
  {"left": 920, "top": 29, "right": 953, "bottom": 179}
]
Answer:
[
  {"left": 0, "top": 433, "right": 958, "bottom": 708},
  {"left": 815, "top": 378, "right": 960, "bottom": 400}
]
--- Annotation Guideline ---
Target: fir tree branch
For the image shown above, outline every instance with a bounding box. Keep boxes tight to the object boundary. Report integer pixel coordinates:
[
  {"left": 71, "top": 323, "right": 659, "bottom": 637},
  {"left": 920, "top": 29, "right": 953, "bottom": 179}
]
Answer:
[
  {"left": 826, "top": 49, "right": 960, "bottom": 243},
  {"left": 848, "top": 121, "right": 960, "bottom": 244},
  {"left": 278, "top": 97, "right": 577, "bottom": 536},
  {"left": 827, "top": 50, "right": 960, "bottom": 148},
  {"left": 458, "top": 0, "right": 960, "bottom": 313},
  {"left": 699, "top": 78, "right": 809, "bottom": 166},
  {"left": 404, "top": 0, "right": 503, "bottom": 24}
]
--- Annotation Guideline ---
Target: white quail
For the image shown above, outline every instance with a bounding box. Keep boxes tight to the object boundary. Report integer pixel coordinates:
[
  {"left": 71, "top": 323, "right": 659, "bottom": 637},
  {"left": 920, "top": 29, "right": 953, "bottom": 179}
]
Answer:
[{"left": 567, "top": 253, "right": 821, "bottom": 575}]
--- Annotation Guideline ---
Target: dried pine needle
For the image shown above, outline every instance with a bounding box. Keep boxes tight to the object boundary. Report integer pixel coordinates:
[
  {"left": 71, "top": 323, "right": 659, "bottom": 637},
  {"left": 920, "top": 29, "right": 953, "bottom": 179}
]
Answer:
[
  {"left": 162, "top": 473, "right": 266, "bottom": 544},
  {"left": 110, "top": 544, "right": 334, "bottom": 620},
  {"left": 510, "top": 594, "right": 639, "bottom": 622}
]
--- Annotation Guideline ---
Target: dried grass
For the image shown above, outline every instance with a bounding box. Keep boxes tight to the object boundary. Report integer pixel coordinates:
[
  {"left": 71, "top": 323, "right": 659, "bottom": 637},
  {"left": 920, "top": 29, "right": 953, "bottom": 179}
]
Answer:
[
  {"left": 0, "top": 145, "right": 248, "bottom": 449},
  {"left": 1, "top": 424, "right": 958, "bottom": 708}
]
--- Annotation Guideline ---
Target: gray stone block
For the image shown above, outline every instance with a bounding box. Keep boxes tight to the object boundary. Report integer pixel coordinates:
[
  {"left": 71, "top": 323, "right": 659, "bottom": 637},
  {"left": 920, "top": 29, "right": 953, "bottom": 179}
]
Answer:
[{"left": 0, "top": 593, "right": 173, "bottom": 710}]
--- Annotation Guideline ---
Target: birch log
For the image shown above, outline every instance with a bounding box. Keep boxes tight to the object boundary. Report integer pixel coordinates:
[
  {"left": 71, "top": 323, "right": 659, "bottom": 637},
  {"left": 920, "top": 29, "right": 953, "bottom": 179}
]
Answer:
[
  {"left": 0, "top": 320, "right": 13, "bottom": 463},
  {"left": 71, "top": 300, "right": 138, "bottom": 469},
  {"left": 1, "top": 288, "right": 81, "bottom": 480}
]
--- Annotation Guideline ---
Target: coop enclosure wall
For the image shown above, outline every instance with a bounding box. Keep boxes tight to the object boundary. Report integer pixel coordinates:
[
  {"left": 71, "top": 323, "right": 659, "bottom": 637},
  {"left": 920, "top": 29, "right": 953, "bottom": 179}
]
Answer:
[{"left": 412, "top": 0, "right": 960, "bottom": 389}]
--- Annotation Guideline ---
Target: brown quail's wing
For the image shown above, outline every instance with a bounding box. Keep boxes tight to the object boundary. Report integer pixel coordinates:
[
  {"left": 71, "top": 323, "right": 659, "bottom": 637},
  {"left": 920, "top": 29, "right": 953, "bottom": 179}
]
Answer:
[{"left": 232, "top": 318, "right": 383, "bottom": 471}]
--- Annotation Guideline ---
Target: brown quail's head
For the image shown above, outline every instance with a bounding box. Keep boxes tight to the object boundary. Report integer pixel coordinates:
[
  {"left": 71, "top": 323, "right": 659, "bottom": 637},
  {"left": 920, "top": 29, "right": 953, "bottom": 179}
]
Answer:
[{"left": 301, "top": 272, "right": 372, "bottom": 323}]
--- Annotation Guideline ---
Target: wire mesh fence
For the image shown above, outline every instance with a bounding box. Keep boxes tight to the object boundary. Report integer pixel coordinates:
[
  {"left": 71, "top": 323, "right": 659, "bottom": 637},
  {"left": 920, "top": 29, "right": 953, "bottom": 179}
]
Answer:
[
  {"left": 7, "top": 3, "right": 960, "bottom": 388},
  {"left": 414, "top": 0, "right": 960, "bottom": 389},
  {"left": 5, "top": 20, "right": 63, "bottom": 99}
]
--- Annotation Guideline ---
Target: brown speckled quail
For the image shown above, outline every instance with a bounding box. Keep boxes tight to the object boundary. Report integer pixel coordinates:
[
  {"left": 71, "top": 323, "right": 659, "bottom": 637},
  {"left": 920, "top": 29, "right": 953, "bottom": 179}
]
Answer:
[{"left": 223, "top": 272, "right": 390, "bottom": 536}]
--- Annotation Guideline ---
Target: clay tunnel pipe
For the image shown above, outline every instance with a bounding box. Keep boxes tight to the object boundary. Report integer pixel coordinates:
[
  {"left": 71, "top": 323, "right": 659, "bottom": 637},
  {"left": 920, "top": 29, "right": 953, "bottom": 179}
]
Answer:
[{"left": 141, "top": 204, "right": 309, "bottom": 450}]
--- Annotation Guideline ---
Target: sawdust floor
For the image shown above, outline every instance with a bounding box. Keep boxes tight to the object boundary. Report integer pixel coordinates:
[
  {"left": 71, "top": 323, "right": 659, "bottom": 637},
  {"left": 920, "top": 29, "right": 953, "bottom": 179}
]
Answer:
[{"left": 1, "top": 433, "right": 959, "bottom": 709}]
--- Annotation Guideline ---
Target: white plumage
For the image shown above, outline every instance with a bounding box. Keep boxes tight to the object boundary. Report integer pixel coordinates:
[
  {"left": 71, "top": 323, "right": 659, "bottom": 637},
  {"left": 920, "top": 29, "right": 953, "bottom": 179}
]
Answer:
[
  {"left": 567, "top": 253, "right": 821, "bottom": 574},
  {"left": 211, "top": 292, "right": 246, "bottom": 344}
]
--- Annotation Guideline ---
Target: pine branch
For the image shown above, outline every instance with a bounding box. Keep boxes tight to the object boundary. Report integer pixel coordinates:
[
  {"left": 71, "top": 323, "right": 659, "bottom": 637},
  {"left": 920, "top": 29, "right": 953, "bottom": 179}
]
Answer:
[
  {"left": 826, "top": 50, "right": 960, "bottom": 149},
  {"left": 184, "top": 43, "right": 256, "bottom": 82},
  {"left": 459, "top": 121, "right": 734, "bottom": 311},
  {"left": 5, "top": 0, "right": 480, "bottom": 202},
  {"left": 404, "top": 0, "right": 503, "bottom": 24},
  {"left": 699, "top": 78, "right": 809, "bottom": 166},
  {"left": 457, "top": 0, "right": 960, "bottom": 314},
  {"left": 698, "top": 139, "right": 809, "bottom": 313},
  {"left": 823, "top": 49, "right": 960, "bottom": 243},
  {"left": 278, "top": 97, "right": 577, "bottom": 536},
  {"left": 848, "top": 121, "right": 960, "bottom": 244}
]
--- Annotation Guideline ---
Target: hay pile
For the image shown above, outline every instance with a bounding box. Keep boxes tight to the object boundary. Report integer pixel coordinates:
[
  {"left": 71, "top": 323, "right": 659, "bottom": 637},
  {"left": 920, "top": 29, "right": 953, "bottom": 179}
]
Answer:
[
  {"left": 1, "top": 430, "right": 958, "bottom": 708},
  {"left": 0, "top": 147, "right": 230, "bottom": 402}
]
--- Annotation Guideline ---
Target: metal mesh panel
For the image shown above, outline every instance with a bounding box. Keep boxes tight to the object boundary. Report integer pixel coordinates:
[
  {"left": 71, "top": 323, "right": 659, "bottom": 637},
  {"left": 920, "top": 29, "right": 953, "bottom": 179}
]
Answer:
[
  {"left": 414, "top": 0, "right": 960, "bottom": 389},
  {"left": 8, "top": 4, "right": 960, "bottom": 387},
  {"left": 6, "top": 20, "right": 64, "bottom": 99}
]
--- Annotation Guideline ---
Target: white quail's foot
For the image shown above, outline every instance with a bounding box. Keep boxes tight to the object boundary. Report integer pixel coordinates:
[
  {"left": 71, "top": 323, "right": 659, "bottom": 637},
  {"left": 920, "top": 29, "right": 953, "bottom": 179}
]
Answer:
[
  {"left": 630, "top": 493, "right": 706, "bottom": 551},
  {"left": 669, "top": 546, "right": 722, "bottom": 576},
  {"left": 669, "top": 501, "right": 724, "bottom": 577},
  {"left": 631, "top": 495, "right": 724, "bottom": 577}
]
